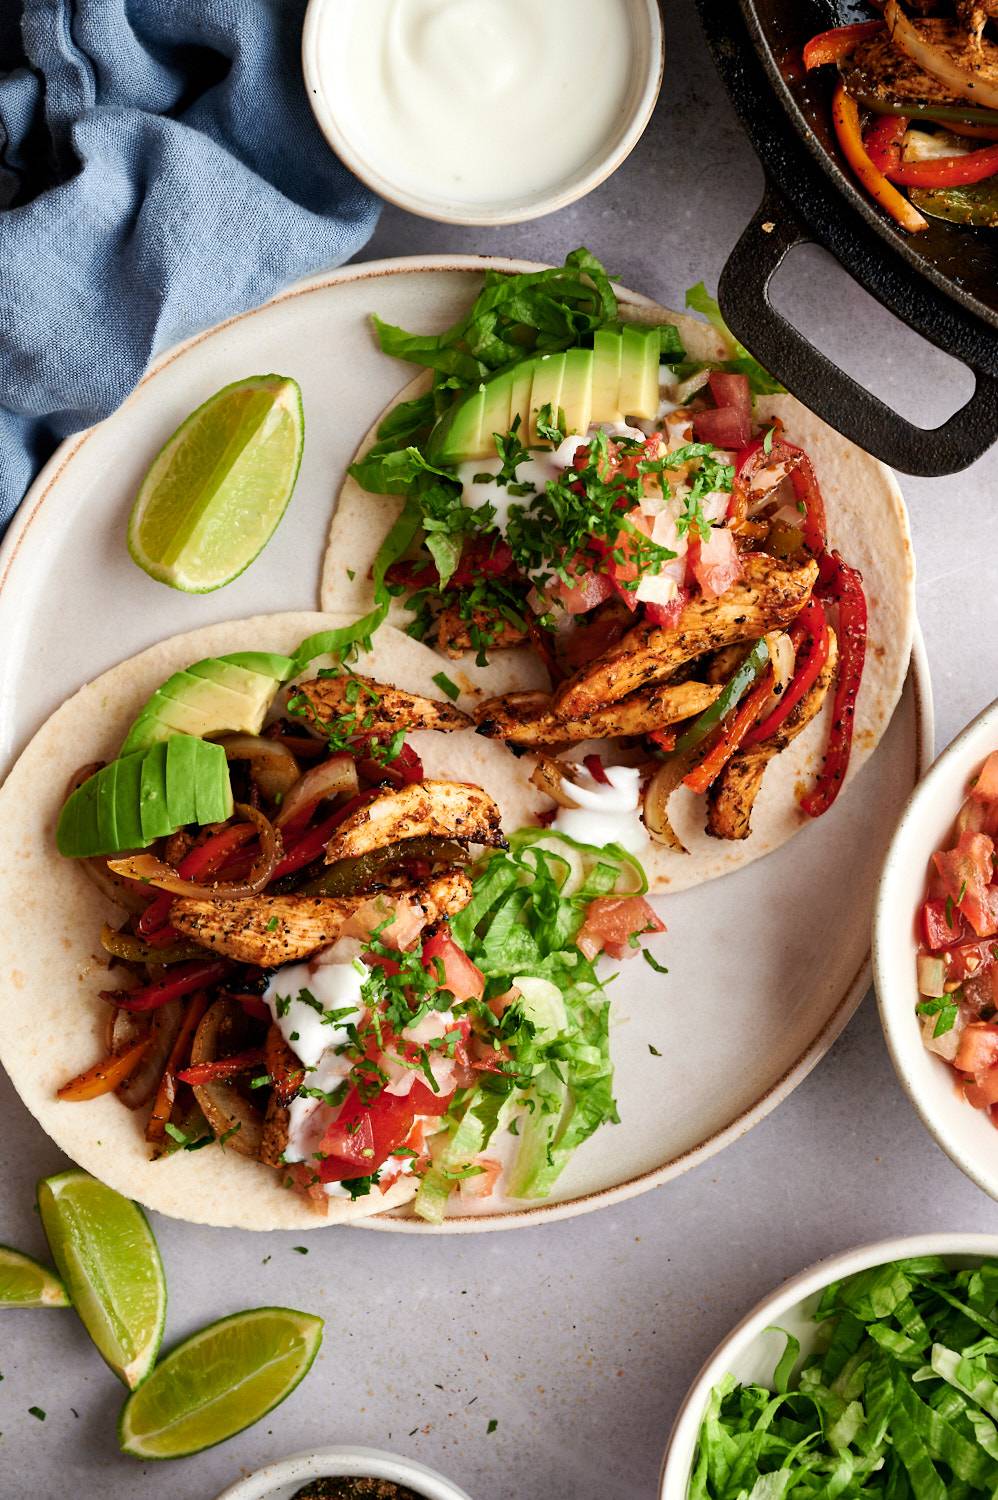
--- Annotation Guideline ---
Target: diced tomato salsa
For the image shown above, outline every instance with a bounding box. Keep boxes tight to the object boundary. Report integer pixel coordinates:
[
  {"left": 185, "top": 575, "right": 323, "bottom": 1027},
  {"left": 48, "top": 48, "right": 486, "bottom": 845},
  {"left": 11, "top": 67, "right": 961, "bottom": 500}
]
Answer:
[{"left": 915, "top": 752, "right": 998, "bottom": 1126}]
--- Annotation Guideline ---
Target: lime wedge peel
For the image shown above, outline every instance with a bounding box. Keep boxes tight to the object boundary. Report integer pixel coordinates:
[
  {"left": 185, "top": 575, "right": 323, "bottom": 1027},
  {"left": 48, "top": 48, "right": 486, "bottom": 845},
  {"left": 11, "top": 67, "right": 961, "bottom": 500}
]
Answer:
[
  {"left": 37, "top": 1170, "right": 167, "bottom": 1390},
  {"left": 118, "top": 1306, "right": 324, "bottom": 1460},
  {"left": 127, "top": 374, "right": 304, "bottom": 594},
  {"left": 0, "top": 1244, "right": 70, "bottom": 1308}
]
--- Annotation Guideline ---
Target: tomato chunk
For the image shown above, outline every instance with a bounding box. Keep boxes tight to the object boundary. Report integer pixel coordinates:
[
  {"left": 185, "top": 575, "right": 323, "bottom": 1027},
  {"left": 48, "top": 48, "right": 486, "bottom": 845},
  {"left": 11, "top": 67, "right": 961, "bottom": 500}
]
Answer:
[
  {"left": 318, "top": 1087, "right": 416, "bottom": 1182},
  {"left": 934, "top": 832, "right": 997, "bottom": 938},
  {"left": 921, "top": 897, "right": 965, "bottom": 952},
  {"left": 422, "top": 932, "right": 485, "bottom": 1001},
  {"left": 972, "top": 752, "right": 998, "bottom": 805},
  {"left": 577, "top": 896, "right": 665, "bottom": 962},
  {"left": 692, "top": 404, "right": 751, "bottom": 449},
  {"left": 954, "top": 1023, "right": 998, "bottom": 1075},
  {"left": 688, "top": 526, "right": 742, "bottom": 599}
]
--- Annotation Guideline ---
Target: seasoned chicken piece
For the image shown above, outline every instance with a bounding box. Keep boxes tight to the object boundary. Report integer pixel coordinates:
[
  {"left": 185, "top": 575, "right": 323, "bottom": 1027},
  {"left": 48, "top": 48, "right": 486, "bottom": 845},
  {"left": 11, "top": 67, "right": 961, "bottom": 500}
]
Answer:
[
  {"left": 171, "top": 872, "right": 473, "bottom": 965},
  {"left": 474, "top": 681, "right": 723, "bottom": 746},
  {"left": 324, "top": 782, "right": 506, "bottom": 863},
  {"left": 705, "top": 628, "right": 839, "bottom": 841},
  {"left": 553, "top": 554, "right": 818, "bottom": 718},
  {"left": 845, "top": 21, "right": 998, "bottom": 101},
  {"left": 957, "top": 0, "right": 998, "bottom": 57},
  {"left": 291, "top": 673, "right": 471, "bottom": 736},
  {"left": 704, "top": 644, "right": 752, "bottom": 685},
  {"left": 259, "top": 1091, "right": 290, "bottom": 1169},
  {"left": 437, "top": 603, "right": 528, "bottom": 657}
]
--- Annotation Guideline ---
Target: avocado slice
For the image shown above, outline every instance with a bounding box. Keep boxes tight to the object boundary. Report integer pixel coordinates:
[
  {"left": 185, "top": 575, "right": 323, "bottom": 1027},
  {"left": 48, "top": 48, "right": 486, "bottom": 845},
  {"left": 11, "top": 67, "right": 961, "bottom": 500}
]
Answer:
[
  {"left": 528, "top": 353, "right": 566, "bottom": 444},
  {"left": 165, "top": 735, "right": 200, "bottom": 828},
  {"left": 559, "top": 347, "right": 594, "bottom": 436},
  {"left": 139, "top": 740, "right": 173, "bottom": 843},
  {"left": 592, "top": 329, "right": 624, "bottom": 424},
  {"left": 120, "top": 653, "right": 287, "bottom": 756},
  {"left": 56, "top": 737, "right": 233, "bottom": 857},
  {"left": 618, "top": 325, "right": 660, "bottom": 420}
]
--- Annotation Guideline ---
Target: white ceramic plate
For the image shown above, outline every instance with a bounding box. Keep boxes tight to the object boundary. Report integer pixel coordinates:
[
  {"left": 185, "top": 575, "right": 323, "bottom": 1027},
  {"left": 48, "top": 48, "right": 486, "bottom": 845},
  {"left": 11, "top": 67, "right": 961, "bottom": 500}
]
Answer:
[
  {"left": 874, "top": 696, "right": 998, "bottom": 1202},
  {"left": 0, "top": 257, "right": 931, "bottom": 1233},
  {"left": 659, "top": 1233, "right": 998, "bottom": 1499},
  {"left": 213, "top": 1445, "right": 471, "bottom": 1500}
]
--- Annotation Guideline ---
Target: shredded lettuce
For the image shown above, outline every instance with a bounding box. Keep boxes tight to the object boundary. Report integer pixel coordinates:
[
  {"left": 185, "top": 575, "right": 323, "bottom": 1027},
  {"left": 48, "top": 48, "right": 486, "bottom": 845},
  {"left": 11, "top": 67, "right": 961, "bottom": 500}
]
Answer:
[
  {"left": 411, "top": 832, "right": 642, "bottom": 1219},
  {"left": 683, "top": 282, "right": 786, "bottom": 397},
  {"left": 692, "top": 1257, "right": 998, "bottom": 1498}
]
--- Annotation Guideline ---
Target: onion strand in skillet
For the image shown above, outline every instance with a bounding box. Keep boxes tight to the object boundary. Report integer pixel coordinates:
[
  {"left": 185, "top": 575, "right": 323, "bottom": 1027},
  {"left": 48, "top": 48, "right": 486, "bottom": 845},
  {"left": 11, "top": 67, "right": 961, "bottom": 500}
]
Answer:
[{"left": 107, "top": 803, "right": 281, "bottom": 901}]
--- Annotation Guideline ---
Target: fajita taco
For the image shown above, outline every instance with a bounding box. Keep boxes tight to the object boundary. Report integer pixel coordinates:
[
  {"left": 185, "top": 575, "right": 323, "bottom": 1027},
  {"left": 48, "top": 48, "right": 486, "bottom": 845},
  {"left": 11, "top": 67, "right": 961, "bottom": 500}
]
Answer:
[
  {"left": 0, "top": 612, "right": 664, "bottom": 1230},
  {"left": 320, "top": 254, "right": 915, "bottom": 893}
]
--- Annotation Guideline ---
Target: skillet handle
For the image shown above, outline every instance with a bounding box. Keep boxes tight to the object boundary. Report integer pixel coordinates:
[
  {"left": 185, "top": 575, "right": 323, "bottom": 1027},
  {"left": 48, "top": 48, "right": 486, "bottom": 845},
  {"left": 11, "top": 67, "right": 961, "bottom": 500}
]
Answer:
[{"left": 718, "top": 182, "right": 998, "bottom": 476}]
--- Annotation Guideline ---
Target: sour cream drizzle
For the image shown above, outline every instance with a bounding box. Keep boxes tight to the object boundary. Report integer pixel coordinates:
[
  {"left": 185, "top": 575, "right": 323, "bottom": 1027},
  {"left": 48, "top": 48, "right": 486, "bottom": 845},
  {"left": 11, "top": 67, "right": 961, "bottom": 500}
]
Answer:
[
  {"left": 554, "top": 766, "right": 649, "bottom": 857},
  {"left": 331, "top": 0, "right": 637, "bottom": 209}
]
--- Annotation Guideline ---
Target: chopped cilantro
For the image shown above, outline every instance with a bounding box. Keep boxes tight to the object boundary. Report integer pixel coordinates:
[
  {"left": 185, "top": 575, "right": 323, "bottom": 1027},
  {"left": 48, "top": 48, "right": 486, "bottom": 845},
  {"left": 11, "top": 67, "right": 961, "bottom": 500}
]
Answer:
[
  {"left": 28, "top": 1406, "right": 45, "bottom": 1421},
  {"left": 643, "top": 950, "right": 669, "bottom": 975},
  {"left": 487, "top": 1418, "right": 498, "bottom": 1434},
  {"left": 266, "top": 916, "right": 279, "bottom": 932},
  {"left": 432, "top": 670, "right": 460, "bottom": 701},
  {"left": 292, "top": 1246, "right": 309, "bottom": 1255},
  {"left": 648, "top": 1044, "right": 662, "bottom": 1057}
]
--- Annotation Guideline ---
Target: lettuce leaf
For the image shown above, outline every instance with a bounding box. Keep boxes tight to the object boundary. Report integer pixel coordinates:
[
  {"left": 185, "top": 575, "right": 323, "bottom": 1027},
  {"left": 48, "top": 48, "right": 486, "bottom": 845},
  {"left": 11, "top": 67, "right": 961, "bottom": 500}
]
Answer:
[{"left": 683, "top": 281, "right": 786, "bottom": 397}]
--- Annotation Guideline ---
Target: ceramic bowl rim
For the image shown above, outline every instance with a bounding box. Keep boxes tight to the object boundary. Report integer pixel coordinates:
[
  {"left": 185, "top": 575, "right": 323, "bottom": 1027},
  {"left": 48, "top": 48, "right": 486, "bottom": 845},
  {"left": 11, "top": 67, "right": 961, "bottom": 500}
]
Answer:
[{"left": 212, "top": 1443, "right": 473, "bottom": 1500}]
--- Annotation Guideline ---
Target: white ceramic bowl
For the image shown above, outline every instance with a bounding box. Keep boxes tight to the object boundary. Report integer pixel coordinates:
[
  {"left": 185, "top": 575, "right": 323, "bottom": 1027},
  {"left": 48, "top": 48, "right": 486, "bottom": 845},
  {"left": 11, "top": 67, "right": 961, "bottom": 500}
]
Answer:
[
  {"left": 301, "top": 0, "right": 664, "bottom": 225},
  {"left": 214, "top": 1446, "right": 472, "bottom": 1500},
  {"left": 659, "top": 1233, "right": 998, "bottom": 1499},
  {"left": 873, "top": 696, "right": 998, "bottom": 1202}
]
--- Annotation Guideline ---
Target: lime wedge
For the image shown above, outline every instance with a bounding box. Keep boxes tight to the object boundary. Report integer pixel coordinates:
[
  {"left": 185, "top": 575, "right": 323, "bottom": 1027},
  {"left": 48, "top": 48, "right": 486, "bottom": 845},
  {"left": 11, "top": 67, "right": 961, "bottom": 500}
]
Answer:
[
  {"left": 37, "top": 1170, "right": 166, "bottom": 1389},
  {"left": 127, "top": 373, "right": 304, "bottom": 593},
  {"left": 118, "top": 1306, "right": 324, "bottom": 1460},
  {"left": 0, "top": 1244, "right": 70, "bottom": 1308}
]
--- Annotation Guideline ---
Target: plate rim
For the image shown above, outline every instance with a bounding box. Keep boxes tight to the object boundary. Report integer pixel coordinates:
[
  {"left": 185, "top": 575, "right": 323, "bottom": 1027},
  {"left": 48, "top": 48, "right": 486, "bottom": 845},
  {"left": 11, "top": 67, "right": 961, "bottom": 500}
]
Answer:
[{"left": 0, "top": 255, "right": 933, "bottom": 1234}]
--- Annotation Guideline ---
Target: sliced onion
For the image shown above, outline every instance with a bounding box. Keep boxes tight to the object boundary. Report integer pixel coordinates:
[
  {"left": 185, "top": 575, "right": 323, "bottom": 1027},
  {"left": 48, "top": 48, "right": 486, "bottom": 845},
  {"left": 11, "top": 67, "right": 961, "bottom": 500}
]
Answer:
[
  {"left": 746, "top": 462, "right": 794, "bottom": 515},
  {"left": 530, "top": 755, "right": 581, "bottom": 809},
  {"left": 108, "top": 804, "right": 281, "bottom": 901},
  {"left": 885, "top": 2, "right": 998, "bottom": 111},
  {"left": 108, "top": 1006, "right": 149, "bottom": 1056},
  {"left": 674, "top": 367, "right": 712, "bottom": 404},
  {"left": 275, "top": 753, "right": 359, "bottom": 829},
  {"left": 188, "top": 998, "right": 263, "bottom": 1158},
  {"left": 116, "top": 1000, "right": 184, "bottom": 1110},
  {"left": 80, "top": 857, "right": 153, "bottom": 914},
  {"left": 215, "top": 734, "right": 300, "bottom": 803},
  {"left": 643, "top": 753, "right": 694, "bottom": 853},
  {"left": 770, "top": 503, "right": 805, "bottom": 530}
]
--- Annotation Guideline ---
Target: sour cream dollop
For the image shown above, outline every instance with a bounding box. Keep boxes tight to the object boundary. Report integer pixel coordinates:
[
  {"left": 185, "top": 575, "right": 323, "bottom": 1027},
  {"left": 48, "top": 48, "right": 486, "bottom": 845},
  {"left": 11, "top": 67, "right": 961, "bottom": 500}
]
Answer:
[{"left": 554, "top": 765, "right": 649, "bottom": 857}]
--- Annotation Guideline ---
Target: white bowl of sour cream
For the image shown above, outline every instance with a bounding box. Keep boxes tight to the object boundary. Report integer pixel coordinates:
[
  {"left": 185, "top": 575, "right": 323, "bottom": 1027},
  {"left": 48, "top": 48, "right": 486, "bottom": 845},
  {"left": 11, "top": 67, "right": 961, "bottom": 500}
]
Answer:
[{"left": 302, "top": 0, "right": 664, "bottom": 225}]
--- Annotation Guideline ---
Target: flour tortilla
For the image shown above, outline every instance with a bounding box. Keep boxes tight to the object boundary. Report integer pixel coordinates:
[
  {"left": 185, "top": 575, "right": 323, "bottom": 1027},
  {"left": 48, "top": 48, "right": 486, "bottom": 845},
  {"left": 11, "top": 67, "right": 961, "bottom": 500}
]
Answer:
[
  {"left": 0, "top": 613, "right": 547, "bottom": 1232},
  {"left": 321, "top": 294, "right": 915, "bottom": 893}
]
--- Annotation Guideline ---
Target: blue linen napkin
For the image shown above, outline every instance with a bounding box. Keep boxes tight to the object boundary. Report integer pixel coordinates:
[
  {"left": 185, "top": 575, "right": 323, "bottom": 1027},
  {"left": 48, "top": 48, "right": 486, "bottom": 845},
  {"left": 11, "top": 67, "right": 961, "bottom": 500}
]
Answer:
[{"left": 0, "top": 0, "right": 381, "bottom": 535}]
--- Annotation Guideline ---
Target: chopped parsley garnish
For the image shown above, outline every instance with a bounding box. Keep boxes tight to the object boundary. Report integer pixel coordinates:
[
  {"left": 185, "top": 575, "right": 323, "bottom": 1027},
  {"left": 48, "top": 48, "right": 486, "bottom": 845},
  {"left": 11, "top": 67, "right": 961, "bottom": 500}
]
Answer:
[
  {"left": 432, "top": 670, "right": 460, "bottom": 701},
  {"left": 292, "top": 1246, "right": 309, "bottom": 1255},
  {"left": 249, "top": 1073, "right": 272, "bottom": 1090},
  {"left": 266, "top": 916, "right": 279, "bottom": 932},
  {"left": 28, "top": 1406, "right": 45, "bottom": 1421},
  {"left": 917, "top": 993, "right": 961, "bottom": 1038},
  {"left": 487, "top": 1418, "right": 498, "bottom": 1434},
  {"left": 643, "top": 950, "right": 669, "bottom": 975},
  {"left": 163, "top": 1122, "right": 213, "bottom": 1151},
  {"left": 648, "top": 1044, "right": 662, "bottom": 1057}
]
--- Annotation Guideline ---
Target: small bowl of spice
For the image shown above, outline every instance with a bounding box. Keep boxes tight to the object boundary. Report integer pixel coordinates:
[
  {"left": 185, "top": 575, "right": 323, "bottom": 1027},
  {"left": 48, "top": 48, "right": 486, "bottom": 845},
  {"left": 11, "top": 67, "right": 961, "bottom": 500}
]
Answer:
[
  {"left": 214, "top": 1446, "right": 472, "bottom": 1500},
  {"left": 302, "top": 0, "right": 664, "bottom": 225}
]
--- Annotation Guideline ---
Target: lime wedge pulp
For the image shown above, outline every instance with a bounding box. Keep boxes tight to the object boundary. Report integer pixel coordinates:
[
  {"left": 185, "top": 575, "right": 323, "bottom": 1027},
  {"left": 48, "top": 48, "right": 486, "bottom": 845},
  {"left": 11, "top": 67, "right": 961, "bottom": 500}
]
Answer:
[
  {"left": 118, "top": 1306, "right": 324, "bottom": 1460},
  {"left": 127, "top": 374, "right": 304, "bottom": 593},
  {"left": 0, "top": 1244, "right": 70, "bottom": 1308},
  {"left": 37, "top": 1170, "right": 166, "bottom": 1389}
]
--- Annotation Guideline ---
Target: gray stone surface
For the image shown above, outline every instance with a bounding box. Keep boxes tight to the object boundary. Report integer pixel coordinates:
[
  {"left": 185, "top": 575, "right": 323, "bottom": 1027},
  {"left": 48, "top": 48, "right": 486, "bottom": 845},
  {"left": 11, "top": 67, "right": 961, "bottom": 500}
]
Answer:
[{"left": 2, "top": 2, "right": 996, "bottom": 1496}]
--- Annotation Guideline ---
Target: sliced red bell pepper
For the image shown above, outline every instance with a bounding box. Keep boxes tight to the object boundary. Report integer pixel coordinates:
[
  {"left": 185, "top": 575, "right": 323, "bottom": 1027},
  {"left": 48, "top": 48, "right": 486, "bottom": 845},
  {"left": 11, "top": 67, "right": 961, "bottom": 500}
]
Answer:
[
  {"left": 583, "top": 754, "right": 610, "bottom": 785},
  {"left": 177, "top": 1046, "right": 267, "bottom": 1087},
  {"left": 136, "top": 823, "right": 259, "bottom": 938},
  {"left": 683, "top": 669, "right": 775, "bottom": 795},
  {"left": 887, "top": 140, "right": 998, "bottom": 188},
  {"left": 831, "top": 81, "right": 928, "bottom": 233},
  {"left": 105, "top": 960, "right": 230, "bottom": 1013},
  {"left": 742, "top": 600, "right": 830, "bottom": 749},
  {"left": 230, "top": 991, "right": 273, "bottom": 1024},
  {"left": 800, "top": 552, "right": 868, "bottom": 818},
  {"left": 803, "top": 20, "right": 882, "bottom": 70},
  {"left": 735, "top": 436, "right": 829, "bottom": 557},
  {"left": 271, "top": 790, "right": 377, "bottom": 879},
  {"left": 864, "top": 114, "right": 908, "bottom": 175}
]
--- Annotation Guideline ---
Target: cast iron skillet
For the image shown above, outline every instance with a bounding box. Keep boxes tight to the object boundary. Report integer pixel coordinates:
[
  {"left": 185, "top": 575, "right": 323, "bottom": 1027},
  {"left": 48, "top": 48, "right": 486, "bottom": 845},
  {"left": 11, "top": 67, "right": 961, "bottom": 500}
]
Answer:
[{"left": 696, "top": 0, "right": 998, "bottom": 475}]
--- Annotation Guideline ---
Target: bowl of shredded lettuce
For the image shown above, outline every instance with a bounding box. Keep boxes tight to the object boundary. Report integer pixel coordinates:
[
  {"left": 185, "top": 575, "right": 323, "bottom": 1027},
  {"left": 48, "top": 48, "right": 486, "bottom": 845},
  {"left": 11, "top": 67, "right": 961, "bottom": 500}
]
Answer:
[{"left": 660, "top": 1235, "right": 998, "bottom": 1500}]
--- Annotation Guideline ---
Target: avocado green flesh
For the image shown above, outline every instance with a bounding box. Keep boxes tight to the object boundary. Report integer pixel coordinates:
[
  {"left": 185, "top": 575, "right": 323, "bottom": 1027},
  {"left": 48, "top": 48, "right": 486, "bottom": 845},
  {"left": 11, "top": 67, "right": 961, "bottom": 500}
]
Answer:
[
  {"left": 426, "top": 329, "right": 661, "bottom": 465},
  {"left": 120, "top": 654, "right": 285, "bottom": 756},
  {"left": 56, "top": 736, "right": 232, "bottom": 858}
]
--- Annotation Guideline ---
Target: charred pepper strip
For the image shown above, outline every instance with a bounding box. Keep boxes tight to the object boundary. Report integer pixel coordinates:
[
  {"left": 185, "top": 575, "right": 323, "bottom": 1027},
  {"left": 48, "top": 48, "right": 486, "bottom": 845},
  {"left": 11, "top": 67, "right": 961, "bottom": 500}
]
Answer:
[
  {"left": 831, "top": 82, "right": 929, "bottom": 233},
  {"left": 146, "top": 991, "right": 211, "bottom": 1146},
  {"left": 176, "top": 1047, "right": 267, "bottom": 1087},
  {"left": 683, "top": 667, "right": 777, "bottom": 796},
  {"left": 57, "top": 1038, "right": 150, "bottom": 1101},
  {"left": 803, "top": 20, "right": 882, "bottom": 70},
  {"left": 742, "top": 601, "right": 830, "bottom": 749},
  {"left": 300, "top": 836, "right": 469, "bottom": 897},
  {"left": 801, "top": 553, "right": 868, "bottom": 818},
  {"left": 674, "top": 639, "right": 771, "bottom": 758},
  {"left": 887, "top": 140, "right": 998, "bottom": 188},
  {"left": 105, "top": 960, "right": 231, "bottom": 1013},
  {"left": 99, "top": 923, "right": 204, "bottom": 965}
]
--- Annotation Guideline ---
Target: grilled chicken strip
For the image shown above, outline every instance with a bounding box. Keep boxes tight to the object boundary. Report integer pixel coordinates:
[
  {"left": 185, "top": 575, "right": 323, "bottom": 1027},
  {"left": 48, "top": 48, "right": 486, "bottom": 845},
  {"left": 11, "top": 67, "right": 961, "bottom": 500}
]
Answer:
[
  {"left": 845, "top": 21, "right": 998, "bottom": 101},
  {"left": 171, "top": 871, "right": 473, "bottom": 965},
  {"left": 474, "top": 681, "right": 723, "bottom": 746},
  {"left": 292, "top": 674, "right": 471, "bottom": 736},
  {"left": 259, "top": 1091, "right": 290, "bottom": 1169},
  {"left": 437, "top": 604, "right": 529, "bottom": 657},
  {"left": 705, "top": 628, "right": 839, "bottom": 841},
  {"left": 324, "top": 781, "right": 507, "bottom": 863},
  {"left": 553, "top": 554, "right": 818, "bottom": 719}
]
